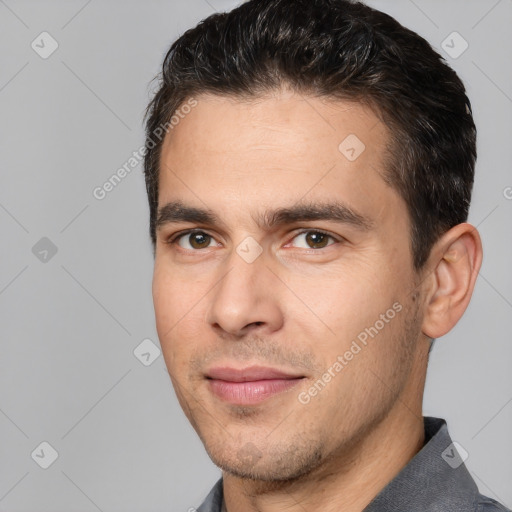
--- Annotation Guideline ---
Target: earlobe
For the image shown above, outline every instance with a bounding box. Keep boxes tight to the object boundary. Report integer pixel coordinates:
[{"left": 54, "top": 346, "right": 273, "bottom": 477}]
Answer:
[{"left": 421, "top": 223, "right": 483, "bottom": 339}]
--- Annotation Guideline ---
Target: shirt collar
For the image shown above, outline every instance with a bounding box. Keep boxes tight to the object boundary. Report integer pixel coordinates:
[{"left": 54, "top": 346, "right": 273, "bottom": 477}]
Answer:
[
  {"left": 197, "top": 478, "right": 223, "bottom": 512},
  {"left": 197, "top": 416, "right": 480, "bottom": 512},
  {"left": 363, "top": 416, "right": 479, "bottom": 511}
]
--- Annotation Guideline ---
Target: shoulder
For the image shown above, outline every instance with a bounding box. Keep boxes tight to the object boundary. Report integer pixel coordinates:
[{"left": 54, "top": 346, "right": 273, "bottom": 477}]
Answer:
[{"left": 476, "top": 493, "right": 512, "bottom": 512}]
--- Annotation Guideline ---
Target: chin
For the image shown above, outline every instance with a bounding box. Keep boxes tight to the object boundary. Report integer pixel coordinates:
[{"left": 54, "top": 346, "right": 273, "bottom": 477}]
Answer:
[{"left": 205, "top": 440, "right": 324, "bottom": 482}]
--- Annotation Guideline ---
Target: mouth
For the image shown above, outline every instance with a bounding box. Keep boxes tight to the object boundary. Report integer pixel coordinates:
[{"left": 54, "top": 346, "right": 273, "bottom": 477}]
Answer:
[{"left": 205, "top": 365, "right": 306, "bottom": 405}]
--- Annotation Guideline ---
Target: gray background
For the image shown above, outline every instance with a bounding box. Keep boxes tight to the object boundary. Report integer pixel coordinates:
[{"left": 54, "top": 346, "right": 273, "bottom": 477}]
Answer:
[{"left": 1, "top": 0, "right": 511, "bottom": 510}]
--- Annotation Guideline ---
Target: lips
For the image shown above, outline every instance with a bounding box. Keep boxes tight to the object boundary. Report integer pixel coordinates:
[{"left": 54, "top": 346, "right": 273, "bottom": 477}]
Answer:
[
  {"left": 206, "top": 365, "right": 303, "bottom": 382},
  {"left": 206, "top": 365, "right": 305, "bottom": 405}
]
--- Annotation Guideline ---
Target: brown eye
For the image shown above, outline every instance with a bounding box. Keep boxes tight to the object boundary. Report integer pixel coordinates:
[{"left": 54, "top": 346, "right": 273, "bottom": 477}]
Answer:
[
  {"left": 305, "top": 232, "right": 330, "bottom": 248},
  {"left": 174, "top": 231, "right": 215, "bottom": 250},
  {"left": 189, "top": 232, "right": 211, "bottom": 249},
  {"left": 290, "top": 230, "right": 336, "bottom": 249}
]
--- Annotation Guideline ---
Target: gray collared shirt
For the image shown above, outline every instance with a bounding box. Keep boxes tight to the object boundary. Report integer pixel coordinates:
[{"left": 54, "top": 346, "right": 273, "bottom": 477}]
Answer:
[{"left": 197, "top": 417, "right": 510, "bottom": 511}]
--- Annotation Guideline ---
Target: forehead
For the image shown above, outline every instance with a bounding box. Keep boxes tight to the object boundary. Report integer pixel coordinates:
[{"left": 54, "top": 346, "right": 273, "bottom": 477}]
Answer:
[
  {"left": 157, "top": 90, "right": 400, "bottom": 228},
  {"left": 161, "top": 90, "right": 387, "bottom": 168}
]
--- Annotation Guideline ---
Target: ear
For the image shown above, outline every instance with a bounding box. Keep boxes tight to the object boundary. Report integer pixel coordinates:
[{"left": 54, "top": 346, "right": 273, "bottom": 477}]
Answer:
[{"left": 421, "top": 223, "right": 483, "bottom": 339}]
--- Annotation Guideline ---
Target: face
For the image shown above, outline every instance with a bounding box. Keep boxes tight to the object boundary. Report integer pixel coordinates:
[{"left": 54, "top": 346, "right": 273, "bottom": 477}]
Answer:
[{"left": 152, "top": 89, "right": 427, "bottom": 481}]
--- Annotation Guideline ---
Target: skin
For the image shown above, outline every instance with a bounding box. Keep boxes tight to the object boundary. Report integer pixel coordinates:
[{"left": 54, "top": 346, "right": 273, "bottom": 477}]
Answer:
[{"left": 152, "top": 88, "right": 483, "bottom": 512}]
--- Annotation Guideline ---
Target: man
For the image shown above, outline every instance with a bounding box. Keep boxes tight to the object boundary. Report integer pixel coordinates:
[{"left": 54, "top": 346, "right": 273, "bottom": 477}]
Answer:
[{"left": 142, "top": 0, "right": 510, "bottom": 510}]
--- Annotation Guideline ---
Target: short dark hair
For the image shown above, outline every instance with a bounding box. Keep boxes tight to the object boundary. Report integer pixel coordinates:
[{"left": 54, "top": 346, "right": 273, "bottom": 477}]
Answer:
[{"left": 143, "top": 0, "right": 476, "bottom": 269}]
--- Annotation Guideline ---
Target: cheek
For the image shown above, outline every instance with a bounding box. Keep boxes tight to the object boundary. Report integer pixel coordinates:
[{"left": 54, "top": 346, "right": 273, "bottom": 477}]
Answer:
[
  {"left": 152, "top": 267, "right": 188, "bottom": 365},
  {"left": 285, "top": 259, "right": 401, "bottom": 332},
  {"left": 152, "top": 264, "right": 208, "bottom": 367},
  {"left": 153, "top": 262, "right": 200, "bottom": 330},
  {"left": 152, "top": 268, "right": 177, "bottom": 336},
  {"left": 283, "top": 264, "right": 412, "bottom": 396}
]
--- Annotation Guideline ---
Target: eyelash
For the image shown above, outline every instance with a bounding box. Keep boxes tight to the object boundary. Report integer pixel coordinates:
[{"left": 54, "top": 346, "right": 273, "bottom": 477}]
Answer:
[{"left": 165, "top": 229, "right": 339, "bottom": 250}]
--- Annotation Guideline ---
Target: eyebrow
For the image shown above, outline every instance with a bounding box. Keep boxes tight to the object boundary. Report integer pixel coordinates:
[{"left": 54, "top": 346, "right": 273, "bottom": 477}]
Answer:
[{"left": 155, "top": 200, "right": 373, "bottom": 232}]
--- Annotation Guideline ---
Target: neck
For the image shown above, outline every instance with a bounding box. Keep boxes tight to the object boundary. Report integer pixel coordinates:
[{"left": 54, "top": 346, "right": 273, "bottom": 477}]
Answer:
[{"left": 223, "top": 363, "right": 427, "bottom": 512}]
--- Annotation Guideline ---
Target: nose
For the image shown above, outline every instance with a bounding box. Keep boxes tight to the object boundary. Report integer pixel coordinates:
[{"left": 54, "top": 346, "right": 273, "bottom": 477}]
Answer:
[{"left": 205, "top": 247, "right": 284, "bottom": 337}]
